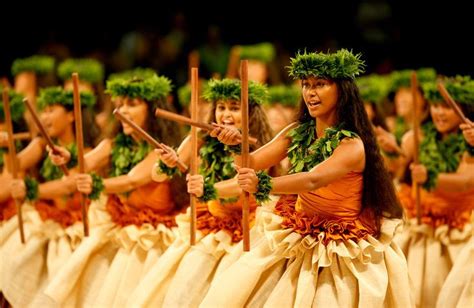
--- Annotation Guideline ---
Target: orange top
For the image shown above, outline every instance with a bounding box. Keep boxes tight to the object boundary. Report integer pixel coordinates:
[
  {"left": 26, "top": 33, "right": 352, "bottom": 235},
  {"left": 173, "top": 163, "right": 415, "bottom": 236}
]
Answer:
[
  {"left": 35, "top": 192, "right": 88, "bottom": 228},
  {"left": 297, "top": 171, "right": 363, "bottom": 218},
  {"left": 0, "top": 198, "right": 16, "bottom": 221},
  {"left": 398, "top": 184, "right": 474, "bottom": 229},
  {"left": 196, "top": 194, "right": 257, "bottom": 243},
  {"left": 126, "top": 180, "right": 175, "bottom": 212},
  {"left": 275, "top": 171, "right": 377, "bottom": 245},
  {"left": 106, "top": 181, "right": 178, "bottom": 228}
]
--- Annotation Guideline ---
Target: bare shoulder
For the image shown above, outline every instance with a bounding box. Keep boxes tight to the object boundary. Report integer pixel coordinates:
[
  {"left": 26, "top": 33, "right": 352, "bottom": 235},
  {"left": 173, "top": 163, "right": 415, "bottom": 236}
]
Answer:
[
  {"left": 276, "top": 122, "right": 299, "bottom": 139},
  {"left": 401, "top": 129, "right": 414, "bottom": 146},
  {"left": 96, "top": 138, "right": 113, "bottom": 152},
  {"left": 330, "top": 137, "right": 365, "bottom": 172},
  {"left": 338, "top": 137, "right": 365, "bottom": 158},
  {"left": 401, "top": 129, "right": 416, "bottom": 159}
]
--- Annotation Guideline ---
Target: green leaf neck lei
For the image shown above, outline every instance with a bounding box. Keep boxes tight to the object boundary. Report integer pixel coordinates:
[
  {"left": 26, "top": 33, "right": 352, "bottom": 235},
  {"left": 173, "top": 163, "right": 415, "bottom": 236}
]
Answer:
[
  {"left": 287, "top": 119, "right": 358, "bottom": 174},
  {"left": 198, "top": 135, "right": 244, "bottom": 203},
  {"left": 40, "top": 143, "right": 77, "bottom": 181},
  {"left": 110, "top": 133, "right": 151, "bottom": 177},
  {"left": 419, "top": 122, "right": 466, "bottom": 190}
]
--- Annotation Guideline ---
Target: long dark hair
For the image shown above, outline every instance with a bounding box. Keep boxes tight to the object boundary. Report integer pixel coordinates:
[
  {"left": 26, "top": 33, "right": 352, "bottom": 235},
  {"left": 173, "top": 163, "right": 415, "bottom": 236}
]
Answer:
[
  {"left": 108, "top": 97, "right": 187, "bottom": 209},
  {"left": 367, "top": 101, "right": 388, "bottom": 130},
  {"left": 297, "top": 79, "right": 403, "bottom": 232},
  {"left": 108, "top": 97, "right": 183, "bottom": 148},
  {"left": 63, "top": 104, "right": 100, "bottom": 148},
  {"left": 460, "top": 104, "right": 474, "bottom": 121},
  {"left": 147, "top": 98, "right": 187, "bottom": 210},
  {"left": 147, "top": 99, "right": 183, "bottom": 148}
]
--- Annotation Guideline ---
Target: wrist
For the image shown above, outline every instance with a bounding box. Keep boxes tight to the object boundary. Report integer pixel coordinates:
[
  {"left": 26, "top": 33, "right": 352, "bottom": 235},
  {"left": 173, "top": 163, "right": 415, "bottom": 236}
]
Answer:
[
  {"left": 157, "top": 160, "right": 181, "bottom": 177},
  {"left": 198, "top": 180, "right": 217, "bottom": 202},
  {"left": 89, "top": 173, "right": 104, "bottom": 200},
  {"left": 24, "top": 177, "right": 39, "bottom": 201},
  {"left": 254, "top": 171, "right": 273, "bottom": 204}
]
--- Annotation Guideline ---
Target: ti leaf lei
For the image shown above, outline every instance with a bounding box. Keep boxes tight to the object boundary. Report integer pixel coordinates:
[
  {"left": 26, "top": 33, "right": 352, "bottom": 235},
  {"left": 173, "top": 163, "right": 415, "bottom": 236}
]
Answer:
[
  {"left": 110, "top": 133, "right": 151, "bottom": 177},
  {"left": 198, "top": 135, "right": 238, "bottom": 203},
  {"left": 40, "top": 143, "right": 78, "bottom": 181},
  {"left": 419, "top": 122, "right": 466, "bottom": 190},
  {"left": 287, "top": 119, "right": 357, "bottom": 174}
]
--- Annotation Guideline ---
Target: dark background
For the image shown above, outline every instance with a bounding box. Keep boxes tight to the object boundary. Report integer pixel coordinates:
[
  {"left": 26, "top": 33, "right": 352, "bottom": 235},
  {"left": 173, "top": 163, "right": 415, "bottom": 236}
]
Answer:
[{"left": 1, "top": 1, "right": 472, "bottom": 85}]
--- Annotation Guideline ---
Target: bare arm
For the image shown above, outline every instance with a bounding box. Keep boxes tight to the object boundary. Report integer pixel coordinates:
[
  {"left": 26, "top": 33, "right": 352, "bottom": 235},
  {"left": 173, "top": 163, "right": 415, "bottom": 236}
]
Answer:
[
  {"left": 214, "top": 176, "right": 242, "bottom": 199},
  {"left": 175, "top": 135, "right": 192, "bottom": 166},
  {"left": 234, "top": 122, "right": 295, "bottom": 170},
  {"left": 38, "top": 175, "right": 77, "bottom": 199},
  {"left": 16, "top": 137, "right": 46, "bottom": 172},
  {"left": 152, "top": 135, "right": 204, "bottom": 181},
  {"left": 407, "top": 130, "right": 474, "bottom": 192},
  {"left": 435, "top": 153, "right": 474, "bottom": 192},
  {"left": 83, "top": 138, "right": 112, "bottom": 172},
  {"left": 270, "top": 138, "right": 365, "bottom": 194},
  {"left": 0, "top": 174, "right": 13, "bottom": 202},
  {"left": 103, "top": 150, "right": 157, "bottom": 194},
  {"left": 213, "top": 124, "right": 298, "bottom": 198}
]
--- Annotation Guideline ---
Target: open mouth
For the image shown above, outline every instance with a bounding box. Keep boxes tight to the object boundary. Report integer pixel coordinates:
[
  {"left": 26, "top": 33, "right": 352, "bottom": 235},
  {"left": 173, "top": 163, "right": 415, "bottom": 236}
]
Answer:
[
  {"left": 435, "top": 118, "right": 447, "bottom": 126},
  {"left": 221, "top": 120, "right": 235, "bottom": 126},
  {"left": 307, "top": 101, "right": 321, "bottom": 108}
]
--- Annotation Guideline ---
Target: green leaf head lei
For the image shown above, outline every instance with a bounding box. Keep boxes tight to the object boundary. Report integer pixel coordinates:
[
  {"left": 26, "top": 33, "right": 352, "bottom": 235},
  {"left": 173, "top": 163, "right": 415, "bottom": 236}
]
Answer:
[
  {"left": 266, "top": 84, "right": 301, "bottom": 107},
  {"left": 11, "top": 55, "right": 55, "bottom": 76},
  {"left": 238, "top": 42, "right": 276, "bottom": 63},
  {"left": 0, "top": 88, "right": 25, "bottom": 122},
  {"left": 37, "top": 87, "right": 96, "bottom": 110},
  {"left": 106, "top": 74, "right": 172, "bottom": 102},
  {"left": 288, "top": 49, "right": 365, "bottom": 80},
  {"left": 202, "top": 78, "right": 268, "bottom": 106},
  {"left": 423, "top": 75, "right": 474, "bottom": 106},
  {"left": 356, "top": 74, "right": 391, "bottom": 105},
  {"left": 58, "top": 58, "right": 104, "bottom": 84}
]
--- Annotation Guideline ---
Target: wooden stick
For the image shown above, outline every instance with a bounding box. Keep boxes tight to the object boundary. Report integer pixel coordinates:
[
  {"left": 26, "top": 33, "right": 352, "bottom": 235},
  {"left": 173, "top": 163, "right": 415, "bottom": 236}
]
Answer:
[
  {"left": 240, "top": 60, "right": 250, "bottom": 252},
  {"left": 411, "top": 72, "right": 422, "bottom": 225},
  {"left": 13, "top": 132, "right": 32, "bottom": 140},
  {"left": 155, "top": 108, "right": 258, "bottom": 145},
  {"left": 0, "top": 132, "right": 31, "bottom": 141},
  {"left": 437, "top": 82, "right": 472, "bottom": 124},
  {"left": 2, "top": 88, "right": 25, "bottom": 243},
  {"left": 113, "top": 109, "right": 188, "bottom": 172},
  {"left": 156, "top": 107, "right": 213, "bottom": 130},
  {"left": 190, "top": 67, "right": 199, "bottom": 246},
  {"left": 23, "top": 98, "right": 69, "bottom": 176},
  {"left": 72, "top": 73, "right": 89, "bottom": 237}
]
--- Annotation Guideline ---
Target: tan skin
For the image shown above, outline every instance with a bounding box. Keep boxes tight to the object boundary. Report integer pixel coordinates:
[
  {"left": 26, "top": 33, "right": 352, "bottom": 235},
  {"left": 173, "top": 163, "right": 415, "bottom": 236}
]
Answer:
[
  {"left": 15, "top": 71, "right": 39, "bottom": 136},
  {"left": 9, "top": 104, "right": 79, "bottom": 201},
  {"left": 403, "top": 103, "right": 474, "bottom": 192},
  {"left": 376, "top": 89, "right": 429, "bottom": 179},
  {"left": 2, "top": 104, "right": 76, "bottom": 175},
  {"left": 155, "top": 99, "right": 245, "bottom": 200},
  {"left": 376, "top": 87, "right": 427, "bottom": 155},
  {"left": 264, "top": 104, "right": 295, "bottom": 134},
  {"left": 213, "top": 77, "right": 365, "bottom": 197},
  {"left": 460, "top": 122, "right": 474, "bottom": 146},
  {"left": 246, "top": 60, "right": 268, "bottom": 84},
  {"left": 74, "top": 97, "right": 159, "bottom": 195}
]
